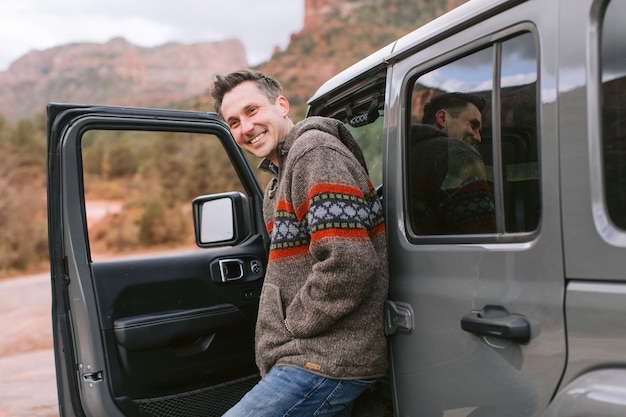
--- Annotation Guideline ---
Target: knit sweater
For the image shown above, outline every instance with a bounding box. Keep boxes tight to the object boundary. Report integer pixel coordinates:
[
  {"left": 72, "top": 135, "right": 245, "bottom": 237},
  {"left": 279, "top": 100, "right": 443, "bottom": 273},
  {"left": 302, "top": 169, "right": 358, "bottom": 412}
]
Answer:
[{"left": 256, "top": 116, "right": 389, "bottom": 380}]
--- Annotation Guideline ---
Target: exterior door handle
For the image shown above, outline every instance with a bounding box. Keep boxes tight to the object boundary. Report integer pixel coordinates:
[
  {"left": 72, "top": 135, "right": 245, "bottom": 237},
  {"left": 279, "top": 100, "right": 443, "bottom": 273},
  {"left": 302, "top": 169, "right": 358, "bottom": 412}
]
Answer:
[{"left": 461, "top": 305, "right": 531, "bottom": 343}]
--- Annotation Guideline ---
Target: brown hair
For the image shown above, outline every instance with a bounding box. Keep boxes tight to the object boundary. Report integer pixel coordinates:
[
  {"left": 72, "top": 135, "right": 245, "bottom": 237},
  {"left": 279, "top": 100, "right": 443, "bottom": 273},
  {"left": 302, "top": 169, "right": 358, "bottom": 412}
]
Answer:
[
  {"left": 210, "top": 69, "right": 283, "bottom": 117},
  {"left": 422, "top": 92, "right": 486, "bottom": 125}
]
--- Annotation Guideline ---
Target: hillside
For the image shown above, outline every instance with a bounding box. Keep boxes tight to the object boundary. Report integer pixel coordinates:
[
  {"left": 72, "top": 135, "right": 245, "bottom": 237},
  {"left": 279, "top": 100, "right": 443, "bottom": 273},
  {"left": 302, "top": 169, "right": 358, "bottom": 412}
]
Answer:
[
  {"left": 0, "top": 0, "right": 468, "bottom": 278},
  {"left": 0, "top": 37, "right": 247, "bottom": 121}
]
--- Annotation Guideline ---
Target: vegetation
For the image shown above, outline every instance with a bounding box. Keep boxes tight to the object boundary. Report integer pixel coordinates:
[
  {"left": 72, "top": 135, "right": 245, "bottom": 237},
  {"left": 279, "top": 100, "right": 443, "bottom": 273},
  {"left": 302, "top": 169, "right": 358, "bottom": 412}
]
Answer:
[
  {"left": 0, "top": 115, "right": 48, "bottom": 276},
  {"left": 81, "top": 130, "right": 245, "bottom": 256}
]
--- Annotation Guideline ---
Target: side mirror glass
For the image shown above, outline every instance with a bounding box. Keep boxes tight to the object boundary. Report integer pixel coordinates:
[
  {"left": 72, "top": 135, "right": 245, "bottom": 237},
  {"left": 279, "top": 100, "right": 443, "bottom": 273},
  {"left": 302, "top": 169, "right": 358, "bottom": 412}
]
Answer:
[
  {"left": 200, "top": 198, "right": 235, "bottom": 243},
  {"left": 192, "top": 192, "right": 250, "bottom": 247}
]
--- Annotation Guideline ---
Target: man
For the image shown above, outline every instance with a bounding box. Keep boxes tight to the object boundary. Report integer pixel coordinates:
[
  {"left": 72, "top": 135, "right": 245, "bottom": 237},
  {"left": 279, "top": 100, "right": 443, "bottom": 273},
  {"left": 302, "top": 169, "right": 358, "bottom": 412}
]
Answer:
[
  {"left": 410, "top": 92, "right": 496, "bottom": 234},
  {"left": 211, "top": 69, "right": 389, "bottom": 417}
]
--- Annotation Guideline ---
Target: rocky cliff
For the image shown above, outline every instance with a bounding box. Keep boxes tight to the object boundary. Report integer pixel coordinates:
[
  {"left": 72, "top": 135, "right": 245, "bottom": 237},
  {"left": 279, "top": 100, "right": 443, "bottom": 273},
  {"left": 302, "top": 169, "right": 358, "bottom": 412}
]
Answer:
[{"left": 0, "top": 37, "right": 247, "bottom": 120}]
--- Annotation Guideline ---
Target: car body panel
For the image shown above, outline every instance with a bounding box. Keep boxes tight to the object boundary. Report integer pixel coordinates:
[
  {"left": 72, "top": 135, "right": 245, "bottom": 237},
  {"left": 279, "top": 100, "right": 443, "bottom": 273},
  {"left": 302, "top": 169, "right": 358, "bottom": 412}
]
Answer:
[{"left": 379, "top": 5, "right": 564, "bottom": 415}]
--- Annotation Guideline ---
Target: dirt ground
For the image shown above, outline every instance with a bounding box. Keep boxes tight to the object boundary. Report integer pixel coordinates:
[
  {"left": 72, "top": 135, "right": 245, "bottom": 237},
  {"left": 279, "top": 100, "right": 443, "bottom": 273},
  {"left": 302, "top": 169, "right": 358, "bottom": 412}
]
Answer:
[
  {"left": 0, "top": 200, "right": 125, "bottom": 416},
  {"left": 0, "top": 273, "right": 59, "bottom": 417}
]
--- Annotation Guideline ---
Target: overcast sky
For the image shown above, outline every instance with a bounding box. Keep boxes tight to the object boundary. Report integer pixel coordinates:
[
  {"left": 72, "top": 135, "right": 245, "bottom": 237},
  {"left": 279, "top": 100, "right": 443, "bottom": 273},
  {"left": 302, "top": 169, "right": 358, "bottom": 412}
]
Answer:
[{"left": 0, "top": 0, "right": 305, "bottom": 71}]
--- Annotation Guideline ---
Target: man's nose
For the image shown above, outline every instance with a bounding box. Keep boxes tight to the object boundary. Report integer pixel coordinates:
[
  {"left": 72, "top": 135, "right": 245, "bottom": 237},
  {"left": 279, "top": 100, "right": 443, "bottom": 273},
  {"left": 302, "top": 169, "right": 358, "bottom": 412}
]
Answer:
[
  {"left": 241, "top": 117, "right": 254, "bottom": 135},
  {"left": 474, "top": 131, "right": 482, "bottom": 143}
]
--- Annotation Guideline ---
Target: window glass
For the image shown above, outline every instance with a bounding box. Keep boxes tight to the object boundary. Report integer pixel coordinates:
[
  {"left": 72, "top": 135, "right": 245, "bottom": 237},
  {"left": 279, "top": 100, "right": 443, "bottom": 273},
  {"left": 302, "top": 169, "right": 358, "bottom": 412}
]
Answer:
[
  {"left": 409, "top": 47, "right": 496, "bottom": 235},
  {"left": 601, "top": 0, "right": 626, "bottom": 229},
  {"left": 407, "top": 32, "right": 539, "bottom": 236},
  {"left": 499, "top": 33, "right": 540, "bottom": 232},
  {"left": 347, "top": 114, "right": 385, "bottom": 189},
  {"left": 81, "top": 130, "right": 245, "bottom": 259},
  {"left": 315, "top": 89, "right": 386, "bottom": 191}
]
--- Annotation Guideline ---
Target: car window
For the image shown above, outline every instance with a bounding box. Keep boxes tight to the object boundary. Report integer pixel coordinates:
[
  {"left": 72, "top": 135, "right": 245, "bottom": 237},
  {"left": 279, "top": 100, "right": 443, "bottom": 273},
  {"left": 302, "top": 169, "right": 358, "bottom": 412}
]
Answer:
[
  {"left": 406, "top": 31, "right": 539, "bottom": 237},
  {"left": 308, "top": 86, "right": 386, "bottom": 191},
  {"left": 346, "top": 114, "right": 384, "bottom": 190},
  {"left": 601, "top": 0, "right": 626, "bottom": 230},
  {"left": 81, "top": 130, "right": 245, "bottom": 260}
]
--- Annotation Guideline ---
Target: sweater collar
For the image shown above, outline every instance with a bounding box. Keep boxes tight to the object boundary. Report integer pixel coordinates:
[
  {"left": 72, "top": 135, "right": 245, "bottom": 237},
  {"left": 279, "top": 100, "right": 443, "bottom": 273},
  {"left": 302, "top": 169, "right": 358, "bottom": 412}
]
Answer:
[
  {"left": 275, "top": 116, "right": 369, "bottom": 173},
  {"left": 258, "top": 158, "right": 279, "bottom": 175}
]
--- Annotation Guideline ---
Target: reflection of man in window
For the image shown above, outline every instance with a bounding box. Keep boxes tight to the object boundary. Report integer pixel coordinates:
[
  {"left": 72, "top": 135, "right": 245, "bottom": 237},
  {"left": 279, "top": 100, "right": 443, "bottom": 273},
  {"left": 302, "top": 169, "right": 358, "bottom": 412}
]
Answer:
[
  {"left": 410, "top": 92, "right": 496, "bottom": 234},
  {"left": 422, "top": 92, "right": 484, "bottom": 148}
]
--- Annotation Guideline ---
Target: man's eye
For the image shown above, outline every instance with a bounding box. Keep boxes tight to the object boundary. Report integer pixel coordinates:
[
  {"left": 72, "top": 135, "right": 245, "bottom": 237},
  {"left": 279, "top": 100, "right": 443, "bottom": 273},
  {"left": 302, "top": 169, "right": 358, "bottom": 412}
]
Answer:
[{"left": 230, "top": 120, "right": 240, "bottom": 129}]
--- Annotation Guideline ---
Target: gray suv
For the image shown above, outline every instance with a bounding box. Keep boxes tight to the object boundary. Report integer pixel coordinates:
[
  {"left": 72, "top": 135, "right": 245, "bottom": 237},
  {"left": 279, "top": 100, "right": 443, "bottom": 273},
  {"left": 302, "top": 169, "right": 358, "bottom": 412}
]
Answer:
[{"left": 47, "top": 0, "right": 626, "bottom": 415}]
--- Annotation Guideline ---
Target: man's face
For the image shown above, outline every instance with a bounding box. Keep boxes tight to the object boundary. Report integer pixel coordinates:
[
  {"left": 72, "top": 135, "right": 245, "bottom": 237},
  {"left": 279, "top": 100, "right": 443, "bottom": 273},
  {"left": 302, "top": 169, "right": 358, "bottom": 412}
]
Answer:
[
  {"left": 220, "top": 81, "right": 291, "bottom": 165},
  {"left": 440, "top": 103, "right": 482, "bottom": 147}
]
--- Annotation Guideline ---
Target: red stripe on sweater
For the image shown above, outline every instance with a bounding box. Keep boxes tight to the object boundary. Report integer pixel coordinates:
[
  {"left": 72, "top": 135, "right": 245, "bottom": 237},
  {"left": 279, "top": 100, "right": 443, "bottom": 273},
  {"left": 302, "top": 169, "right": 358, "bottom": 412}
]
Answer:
[
  {"left": 309, "top": 182, "right": 365, "bottom": 199},
  {"left": 294, "top": 183, "right": 365, "bottom": 220},
  {"left": 275, "top": 199, "right": 295, "bottom": 213},
  {"left": 371, "top": 222, "right": 386, "bottom": 235},
  {"left": 311, "top": 227, "right": 370, "bottom": 242}
]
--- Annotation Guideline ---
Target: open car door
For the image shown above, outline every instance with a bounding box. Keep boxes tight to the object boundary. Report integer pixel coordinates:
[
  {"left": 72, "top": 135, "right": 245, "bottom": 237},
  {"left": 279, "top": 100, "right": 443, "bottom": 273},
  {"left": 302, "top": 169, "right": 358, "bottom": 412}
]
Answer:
[{"left": 46, "top": 104, "right": 269, "bottom": 417}]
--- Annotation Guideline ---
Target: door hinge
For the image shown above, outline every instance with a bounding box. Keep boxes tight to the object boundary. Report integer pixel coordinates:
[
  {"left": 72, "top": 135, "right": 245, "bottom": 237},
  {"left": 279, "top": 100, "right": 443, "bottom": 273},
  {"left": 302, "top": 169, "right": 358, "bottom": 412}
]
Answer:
[{"left": 384, "top": 300, "right": 414, "bottom": 336}]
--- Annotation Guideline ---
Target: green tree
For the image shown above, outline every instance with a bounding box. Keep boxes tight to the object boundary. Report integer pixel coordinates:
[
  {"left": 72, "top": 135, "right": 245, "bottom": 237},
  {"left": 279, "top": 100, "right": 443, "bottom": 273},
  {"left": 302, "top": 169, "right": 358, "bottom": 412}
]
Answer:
[
  {"left": 151, "top": 134, "right": 187, "bottom": 206},
  {"left": 82, "top": 135, "right": 107, "bottom": 177},
  {"left": 103, "top": 133, "right": 140, "bottom": 179},
  {"left": 138, "top": 197, "right": 188, "bottom": 245}
]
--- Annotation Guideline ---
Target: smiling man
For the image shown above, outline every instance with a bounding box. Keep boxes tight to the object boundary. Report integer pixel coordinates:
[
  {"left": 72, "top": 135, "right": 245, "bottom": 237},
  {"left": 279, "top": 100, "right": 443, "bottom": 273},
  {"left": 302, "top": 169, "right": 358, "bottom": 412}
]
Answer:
[{"left": 211, "top": 69, "right": 389, "bottom": 417}]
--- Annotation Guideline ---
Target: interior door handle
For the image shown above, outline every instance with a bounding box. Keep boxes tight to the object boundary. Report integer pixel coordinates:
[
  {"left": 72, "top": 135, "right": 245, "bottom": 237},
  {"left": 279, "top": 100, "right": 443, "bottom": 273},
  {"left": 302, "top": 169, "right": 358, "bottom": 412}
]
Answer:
[
  {"left": 219, "top": 258, "right": 245, "bottom": 282},
  {"left": 461, "top": 305, "right": 531, "bottom": 343}
]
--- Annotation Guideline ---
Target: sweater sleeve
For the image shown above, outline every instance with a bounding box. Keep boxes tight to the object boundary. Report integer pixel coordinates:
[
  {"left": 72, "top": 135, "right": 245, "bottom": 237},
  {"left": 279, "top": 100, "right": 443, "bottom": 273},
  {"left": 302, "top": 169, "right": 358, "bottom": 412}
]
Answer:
[{"left": 284, "top": 145, "right": 383, "bottom": 338}]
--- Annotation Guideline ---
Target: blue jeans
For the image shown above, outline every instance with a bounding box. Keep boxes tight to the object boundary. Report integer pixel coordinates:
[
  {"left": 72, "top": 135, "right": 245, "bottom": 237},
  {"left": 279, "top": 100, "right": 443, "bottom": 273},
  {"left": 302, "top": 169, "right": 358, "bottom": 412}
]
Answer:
[{"left": 222, "top": 366, "right": 375, "bottom": 417}]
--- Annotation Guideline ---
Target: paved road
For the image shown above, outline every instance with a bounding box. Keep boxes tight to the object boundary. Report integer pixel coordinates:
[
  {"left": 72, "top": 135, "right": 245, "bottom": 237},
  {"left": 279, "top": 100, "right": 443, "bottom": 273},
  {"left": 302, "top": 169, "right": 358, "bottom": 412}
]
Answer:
[{"left": 0, "top": 273, "right": 58, "bottom": 417}]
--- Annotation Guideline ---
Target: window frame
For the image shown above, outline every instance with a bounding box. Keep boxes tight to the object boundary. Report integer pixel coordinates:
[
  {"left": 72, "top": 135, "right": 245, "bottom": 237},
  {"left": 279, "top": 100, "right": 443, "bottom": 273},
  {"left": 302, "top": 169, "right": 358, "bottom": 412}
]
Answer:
[
  {"left": 79, "top": 124, "right": 257, "bottom": 261},
  {"left": 599, "top": 0, "right": 626, "bottom": 237},
  {"left": 402, "top": 24, "right": 542, "bottom": 244}
]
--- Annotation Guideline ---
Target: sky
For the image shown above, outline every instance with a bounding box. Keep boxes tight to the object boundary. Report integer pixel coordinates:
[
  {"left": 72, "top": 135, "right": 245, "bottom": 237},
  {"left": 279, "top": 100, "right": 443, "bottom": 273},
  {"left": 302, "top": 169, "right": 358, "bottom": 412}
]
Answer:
[{"left": 0, "top": 0, "right": 305, "bottom": 71}]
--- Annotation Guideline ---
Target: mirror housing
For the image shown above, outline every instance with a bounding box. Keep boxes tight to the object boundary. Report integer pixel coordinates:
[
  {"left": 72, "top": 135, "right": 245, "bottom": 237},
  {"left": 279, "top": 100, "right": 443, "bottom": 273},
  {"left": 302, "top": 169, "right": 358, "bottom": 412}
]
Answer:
[{"left": 192, "top": 192, "right": 251, "bottom": 247}]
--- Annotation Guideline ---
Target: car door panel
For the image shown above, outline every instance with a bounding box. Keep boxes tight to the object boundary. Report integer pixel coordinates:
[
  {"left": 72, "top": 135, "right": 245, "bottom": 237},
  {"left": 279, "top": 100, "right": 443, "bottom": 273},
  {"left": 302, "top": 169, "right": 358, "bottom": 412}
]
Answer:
[
  {"left": 92, "top": 240, "right": 265, "bottom": 395},
  {"left": 47, "top": 104, "right": 267, "bottom": 417},
  {"left": 383, "top": 6, "right": 565, "bottom": 415}
]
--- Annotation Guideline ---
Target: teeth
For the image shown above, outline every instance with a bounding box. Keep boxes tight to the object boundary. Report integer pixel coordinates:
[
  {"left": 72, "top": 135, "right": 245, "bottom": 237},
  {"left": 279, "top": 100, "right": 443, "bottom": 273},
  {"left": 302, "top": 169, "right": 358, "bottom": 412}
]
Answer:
[{"left": 250, "top": 132, "right": 265, "bottom": 144}]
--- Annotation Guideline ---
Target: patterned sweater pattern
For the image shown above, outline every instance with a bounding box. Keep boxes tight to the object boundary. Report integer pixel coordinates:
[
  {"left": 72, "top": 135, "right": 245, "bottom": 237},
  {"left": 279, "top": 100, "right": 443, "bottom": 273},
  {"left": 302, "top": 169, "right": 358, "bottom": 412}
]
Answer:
[{"left": 256, "top": 116, "right": 389, "bottom": 380}]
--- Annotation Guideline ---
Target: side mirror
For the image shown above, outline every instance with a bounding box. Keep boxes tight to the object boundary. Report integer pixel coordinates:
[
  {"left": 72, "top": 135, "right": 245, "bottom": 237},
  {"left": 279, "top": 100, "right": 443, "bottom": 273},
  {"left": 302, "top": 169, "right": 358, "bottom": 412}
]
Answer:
[{"left": 192, "top": 192, "right": 251, "bottom": 247}]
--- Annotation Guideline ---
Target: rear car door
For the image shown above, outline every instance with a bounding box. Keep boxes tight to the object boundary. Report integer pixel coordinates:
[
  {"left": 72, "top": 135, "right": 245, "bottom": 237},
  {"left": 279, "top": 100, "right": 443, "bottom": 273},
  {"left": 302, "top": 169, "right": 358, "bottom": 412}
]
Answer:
[
  {"left": 47, "top": 104, "right": 268, "bottom": 417},
  {"left": 384, "top": 1, "right": 565, "bottom": 415}
]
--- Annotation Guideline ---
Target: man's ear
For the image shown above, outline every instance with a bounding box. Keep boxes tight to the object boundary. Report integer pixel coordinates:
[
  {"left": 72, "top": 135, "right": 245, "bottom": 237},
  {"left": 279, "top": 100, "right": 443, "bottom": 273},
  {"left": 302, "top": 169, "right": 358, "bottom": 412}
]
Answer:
[
  {"left": 434, "top": 109, "right": 447, "bottom": 129},
  {"left": 277, "top": 95, "right": 290, "bottom": 118}
]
